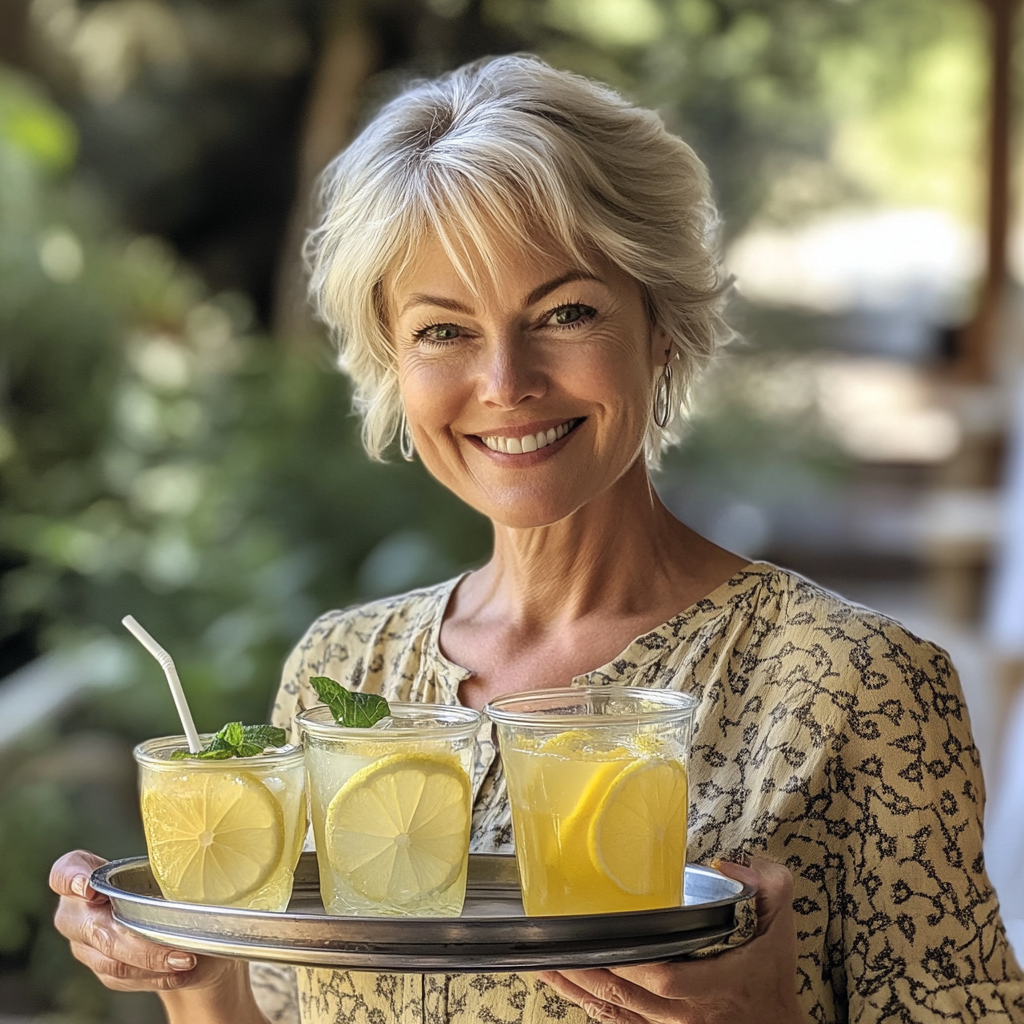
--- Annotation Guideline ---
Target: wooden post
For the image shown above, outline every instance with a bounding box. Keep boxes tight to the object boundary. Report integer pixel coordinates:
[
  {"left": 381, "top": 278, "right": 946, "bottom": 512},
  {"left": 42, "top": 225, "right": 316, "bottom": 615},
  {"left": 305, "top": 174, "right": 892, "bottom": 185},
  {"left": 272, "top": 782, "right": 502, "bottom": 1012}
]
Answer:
[
  {"left": 960, "top": 0, "right": 1020, "bottom": 382},
  {"left": 271, "top": 11, "right": 379, "bottom": 342}
]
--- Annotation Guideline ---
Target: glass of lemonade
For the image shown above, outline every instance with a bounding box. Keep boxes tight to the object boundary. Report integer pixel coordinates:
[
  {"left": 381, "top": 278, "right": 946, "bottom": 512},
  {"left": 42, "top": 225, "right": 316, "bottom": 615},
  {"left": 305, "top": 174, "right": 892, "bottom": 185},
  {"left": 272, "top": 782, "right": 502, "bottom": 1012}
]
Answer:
[
  {"left": 297, "top": 703, "right": 480, "bottom": 917},
  {"left": 134, "top": 736, "right": 306, "bottom": 911},
  {"left": 486, "top": 686, "right": 697, "bottom": 917}
]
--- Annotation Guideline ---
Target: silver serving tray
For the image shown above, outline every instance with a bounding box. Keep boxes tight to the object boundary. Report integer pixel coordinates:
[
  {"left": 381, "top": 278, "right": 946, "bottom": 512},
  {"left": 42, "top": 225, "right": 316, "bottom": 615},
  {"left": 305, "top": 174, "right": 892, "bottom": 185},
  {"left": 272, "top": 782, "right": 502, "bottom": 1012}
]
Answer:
[{"left": 91, "top": 852, "right": 753, "bottom": 972}]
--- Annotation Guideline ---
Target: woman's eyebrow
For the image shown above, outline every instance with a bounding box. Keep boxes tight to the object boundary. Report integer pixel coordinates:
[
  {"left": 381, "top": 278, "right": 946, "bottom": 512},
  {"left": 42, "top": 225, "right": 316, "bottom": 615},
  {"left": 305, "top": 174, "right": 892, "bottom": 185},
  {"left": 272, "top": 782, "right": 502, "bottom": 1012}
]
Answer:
[
  {"left": 399, "top": 294, "right": 474, "bottom": 316},
  {"left": 524, "top": 270, "right": 603, "bottom": 307},
  {"left": 398, "top": 270, "right": 604, "bottom": 318}
]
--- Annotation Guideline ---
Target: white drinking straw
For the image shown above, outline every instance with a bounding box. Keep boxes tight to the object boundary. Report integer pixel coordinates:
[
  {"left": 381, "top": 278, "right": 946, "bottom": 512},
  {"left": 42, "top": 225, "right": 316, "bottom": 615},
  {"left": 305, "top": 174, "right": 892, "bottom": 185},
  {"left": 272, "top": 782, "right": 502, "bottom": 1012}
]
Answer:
[{"left": 122, "top": 615, "right": 202, "bottom": 753}]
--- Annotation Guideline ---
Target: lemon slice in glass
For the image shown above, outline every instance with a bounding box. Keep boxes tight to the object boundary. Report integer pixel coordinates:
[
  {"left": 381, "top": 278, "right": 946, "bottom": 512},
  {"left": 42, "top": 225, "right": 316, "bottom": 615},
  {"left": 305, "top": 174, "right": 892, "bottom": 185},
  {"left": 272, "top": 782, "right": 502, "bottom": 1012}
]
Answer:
[
  {"left": 325, "top": 753, "right": 471, "bottom": 903},
  {"left": 142, "top": 772, "right": 284, "bottom": 905},
  {"left": 589, "top": 757, "right": 688, "bottom": 895}
]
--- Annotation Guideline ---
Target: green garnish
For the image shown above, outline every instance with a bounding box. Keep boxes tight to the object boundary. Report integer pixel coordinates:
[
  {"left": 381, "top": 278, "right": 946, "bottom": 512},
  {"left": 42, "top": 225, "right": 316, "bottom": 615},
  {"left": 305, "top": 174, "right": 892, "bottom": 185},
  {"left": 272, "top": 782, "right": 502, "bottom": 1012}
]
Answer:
[
  {"left": 310, "top": 675, "right": 390, "bottom": 728},
  {"left": 170, "top": 722, "right": 288, "bottom": 760}
]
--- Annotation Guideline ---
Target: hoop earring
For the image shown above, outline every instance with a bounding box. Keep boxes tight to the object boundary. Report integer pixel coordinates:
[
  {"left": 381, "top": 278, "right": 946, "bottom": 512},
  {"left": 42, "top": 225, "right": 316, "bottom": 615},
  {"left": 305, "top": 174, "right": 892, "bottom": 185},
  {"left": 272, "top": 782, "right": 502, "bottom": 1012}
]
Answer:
[
  {"left": 653, "top": 362, "right": 673, "bottom": 429},
  {"left": 400, "top": 413, "right": 416, "bottom": 462}
]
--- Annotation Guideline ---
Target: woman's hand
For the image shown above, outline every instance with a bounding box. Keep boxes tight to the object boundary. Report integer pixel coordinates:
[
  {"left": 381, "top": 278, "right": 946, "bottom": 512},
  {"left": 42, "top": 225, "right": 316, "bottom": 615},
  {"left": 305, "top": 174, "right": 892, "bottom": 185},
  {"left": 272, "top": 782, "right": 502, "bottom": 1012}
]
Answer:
[
  {"left": 536, "top": 857, "right": 804, "bottom": 1024},
  {"left": 50, "top": 850, "right": 268, "bottom": 1023}
]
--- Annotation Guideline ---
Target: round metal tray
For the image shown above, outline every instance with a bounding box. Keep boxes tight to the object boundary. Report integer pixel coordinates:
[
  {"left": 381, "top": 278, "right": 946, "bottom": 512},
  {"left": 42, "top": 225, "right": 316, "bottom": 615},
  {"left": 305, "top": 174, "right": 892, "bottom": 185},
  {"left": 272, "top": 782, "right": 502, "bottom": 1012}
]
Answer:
[{"left": 91, "top": 852, "right": 754, "bottom": 972}]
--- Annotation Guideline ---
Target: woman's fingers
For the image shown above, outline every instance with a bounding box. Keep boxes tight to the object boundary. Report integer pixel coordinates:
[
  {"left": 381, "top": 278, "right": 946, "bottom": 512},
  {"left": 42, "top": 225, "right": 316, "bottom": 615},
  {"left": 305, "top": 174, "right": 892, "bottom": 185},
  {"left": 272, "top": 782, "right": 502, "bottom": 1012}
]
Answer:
[
  {"left": 53, "top": 873, "right": 197, "bottom": 980},
  {"left": 536, "top": 970, "right": 652, "bottom": 1024},
  {"left": 49, "top": 849, "right": 109, "bottom": 904},
  {"left": 69, "top": 940, "right": 196, "bottom": 992},
  {"left": 711, "top": 856, "right": 794, "bottom": 937}
]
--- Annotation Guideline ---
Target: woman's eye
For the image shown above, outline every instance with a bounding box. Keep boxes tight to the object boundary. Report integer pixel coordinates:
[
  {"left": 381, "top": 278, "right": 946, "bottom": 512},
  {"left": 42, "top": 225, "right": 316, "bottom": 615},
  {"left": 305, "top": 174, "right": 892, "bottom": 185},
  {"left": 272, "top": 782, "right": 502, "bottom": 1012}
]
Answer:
[
  {"left": 415, "top": 323, "right": 461, "bottom": 344},
  {"left": 550, "top": 304, "right": 596, "bottom": 327}
]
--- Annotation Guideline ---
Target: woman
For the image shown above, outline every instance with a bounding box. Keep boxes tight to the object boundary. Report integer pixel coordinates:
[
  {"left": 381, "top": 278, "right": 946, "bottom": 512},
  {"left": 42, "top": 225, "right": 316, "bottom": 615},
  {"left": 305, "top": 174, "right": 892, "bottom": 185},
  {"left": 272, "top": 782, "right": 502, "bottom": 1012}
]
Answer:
[{"left": 50, "top": 55, "right": 1024, "bottom": 1023}]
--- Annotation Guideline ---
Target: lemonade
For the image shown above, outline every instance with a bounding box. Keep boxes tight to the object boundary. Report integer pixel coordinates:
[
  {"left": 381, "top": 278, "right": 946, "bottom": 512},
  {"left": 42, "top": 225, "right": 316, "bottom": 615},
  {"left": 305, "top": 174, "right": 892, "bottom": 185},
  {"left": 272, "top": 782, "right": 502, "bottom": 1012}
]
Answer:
[
  {"left": 135, "top": 736, "right": 306, "bottom": 911},
  {"left": 297, "top": 702, "right": 480, "bottom": 917},
  {"left": 487, "top": 687, "right": 697, "bottom": 917}
]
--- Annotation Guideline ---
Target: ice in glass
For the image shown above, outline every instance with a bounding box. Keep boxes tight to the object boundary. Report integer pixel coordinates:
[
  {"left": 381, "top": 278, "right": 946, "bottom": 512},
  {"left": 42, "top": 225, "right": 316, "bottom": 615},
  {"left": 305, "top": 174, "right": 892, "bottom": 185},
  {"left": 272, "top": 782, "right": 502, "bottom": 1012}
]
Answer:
[
  {"left": 487, "top": 686, "right": 697, "bottom": 916},
  {"left": 134, "top": 736, "right": 306, "bottom": 911},
  {"left": 297, "top": 703, "right": 481, "bottom": 917}
]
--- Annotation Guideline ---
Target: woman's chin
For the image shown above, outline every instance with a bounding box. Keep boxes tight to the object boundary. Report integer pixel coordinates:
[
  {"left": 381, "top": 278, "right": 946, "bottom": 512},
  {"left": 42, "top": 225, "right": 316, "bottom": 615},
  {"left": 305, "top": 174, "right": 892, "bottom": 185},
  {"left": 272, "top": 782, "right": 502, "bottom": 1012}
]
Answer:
[{"left": 463, "top": 487, "right": 601, "bottom": 531}]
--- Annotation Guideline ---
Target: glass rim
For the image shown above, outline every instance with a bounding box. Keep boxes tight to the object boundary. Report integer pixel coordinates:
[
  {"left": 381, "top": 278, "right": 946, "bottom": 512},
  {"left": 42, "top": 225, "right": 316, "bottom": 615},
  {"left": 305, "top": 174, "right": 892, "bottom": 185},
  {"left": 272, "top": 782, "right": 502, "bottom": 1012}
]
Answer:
[
  {"left": 295, "top": 701, "right": 482, "bottom": 741},
  {"left": 133, "top": 734, "right": 304, "bottom": 770},
  {"left": 484, "top": 685, "right": 698, "bottom": 728}
]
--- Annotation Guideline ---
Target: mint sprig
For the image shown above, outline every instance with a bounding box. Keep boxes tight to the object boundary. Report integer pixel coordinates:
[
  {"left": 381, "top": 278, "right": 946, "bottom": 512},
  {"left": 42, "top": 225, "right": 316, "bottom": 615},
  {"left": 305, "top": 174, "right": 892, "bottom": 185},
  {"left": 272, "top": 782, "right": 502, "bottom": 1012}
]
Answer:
[
  {"left": 310, "top": 675, "right": 390, "bottom": 728},
  {"left": 170, "top": 722, "right": 288, "bottom": 760}
]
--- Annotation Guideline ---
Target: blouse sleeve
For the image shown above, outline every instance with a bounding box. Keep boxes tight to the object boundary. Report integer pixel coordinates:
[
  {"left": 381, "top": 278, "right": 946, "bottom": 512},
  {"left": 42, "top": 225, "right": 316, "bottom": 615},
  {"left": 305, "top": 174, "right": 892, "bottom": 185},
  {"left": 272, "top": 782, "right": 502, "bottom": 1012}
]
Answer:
[{"left": 831, "top": 630, "right": 1024, "bottom": 1020}]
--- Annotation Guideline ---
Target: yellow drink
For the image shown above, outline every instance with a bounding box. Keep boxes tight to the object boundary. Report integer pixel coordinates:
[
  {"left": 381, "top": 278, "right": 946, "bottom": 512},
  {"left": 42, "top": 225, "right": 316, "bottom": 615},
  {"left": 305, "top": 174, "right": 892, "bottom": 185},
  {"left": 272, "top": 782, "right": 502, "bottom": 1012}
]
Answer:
[
  {"left": 135, "top": 737, "right": 306, "bottom": 911},
  {"left": 487, "top": 687, "right": 697, "bottom": 917},
  {"left": 297, "top": 703, "right": 480, "bottom": 917}
]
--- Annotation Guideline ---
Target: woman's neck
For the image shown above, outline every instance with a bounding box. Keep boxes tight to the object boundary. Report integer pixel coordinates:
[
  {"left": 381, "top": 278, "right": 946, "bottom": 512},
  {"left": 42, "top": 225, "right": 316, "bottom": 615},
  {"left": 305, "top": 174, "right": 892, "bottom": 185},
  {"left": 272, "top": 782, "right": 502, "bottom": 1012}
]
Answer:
[{"left": 458, "top": 459, "right": 745, "bottom": 633}]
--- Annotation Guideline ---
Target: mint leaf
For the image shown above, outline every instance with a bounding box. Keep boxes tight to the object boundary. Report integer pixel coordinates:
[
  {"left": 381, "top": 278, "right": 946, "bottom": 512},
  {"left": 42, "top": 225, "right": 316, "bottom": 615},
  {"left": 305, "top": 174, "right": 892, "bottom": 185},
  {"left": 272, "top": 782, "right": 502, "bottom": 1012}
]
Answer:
[
  {"left": 242, "top": 724, "right": 287, "bottom": 749},
  {"left": 219, "top": 721, "right": 244, "bottom": 748},
  {"left": 310, "top": 675, "right": 390, "bottom": 728},
  {"left": 169, "top": 720, "right": 288, "bottom": 759},
  {"left": 196, "top": 747, "right": 235, "bottom": 760}
]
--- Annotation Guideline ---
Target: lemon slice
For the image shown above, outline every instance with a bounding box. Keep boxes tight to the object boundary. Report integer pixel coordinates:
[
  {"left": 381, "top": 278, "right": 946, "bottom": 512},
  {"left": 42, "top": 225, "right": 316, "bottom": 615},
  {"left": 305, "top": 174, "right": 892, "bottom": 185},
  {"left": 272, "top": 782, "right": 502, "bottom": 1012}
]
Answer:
[
  {"left": 324, "top": 753, "right": 471, "bottom": 903},
  {"left": 142, "top": 771, "right": 284, "bottom": 905},
  {"left": 589, "top": 758, "right": 688, "bottom": 896}
]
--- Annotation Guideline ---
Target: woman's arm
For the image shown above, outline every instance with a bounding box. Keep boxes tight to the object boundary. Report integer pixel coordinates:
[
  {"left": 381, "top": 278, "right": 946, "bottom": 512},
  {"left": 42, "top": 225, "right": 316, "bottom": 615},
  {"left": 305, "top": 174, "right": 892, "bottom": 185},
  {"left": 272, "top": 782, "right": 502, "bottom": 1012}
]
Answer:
[
  {"left": 159, "top": 960, "right": 269, "bottom": 1024},
  {"left": 830, "top": 634, "right": 1024, "bottom": 1021},
  {"left": 50, "top": 850, "right": 269, "bottom": 1024}
]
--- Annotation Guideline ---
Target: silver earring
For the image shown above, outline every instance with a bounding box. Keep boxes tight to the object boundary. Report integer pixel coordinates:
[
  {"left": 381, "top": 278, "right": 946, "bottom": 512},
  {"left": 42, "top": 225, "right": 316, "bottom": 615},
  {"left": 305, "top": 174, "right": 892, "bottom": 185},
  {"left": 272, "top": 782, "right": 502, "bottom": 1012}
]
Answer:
[
  {"left": 653, "top": 362, "right": 673, "bottom": 429},
  {"left": 400, "top": 413, "right": 416, "bottom": 462}
]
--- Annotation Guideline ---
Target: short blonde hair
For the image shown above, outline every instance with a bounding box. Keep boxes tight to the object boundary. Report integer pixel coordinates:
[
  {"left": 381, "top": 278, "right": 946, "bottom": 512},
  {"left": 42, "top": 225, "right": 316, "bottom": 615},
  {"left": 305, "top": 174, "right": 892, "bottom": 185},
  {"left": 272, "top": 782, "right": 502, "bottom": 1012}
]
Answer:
[{"left": 306, "top": 53, "right": 731, "bottom": 463}]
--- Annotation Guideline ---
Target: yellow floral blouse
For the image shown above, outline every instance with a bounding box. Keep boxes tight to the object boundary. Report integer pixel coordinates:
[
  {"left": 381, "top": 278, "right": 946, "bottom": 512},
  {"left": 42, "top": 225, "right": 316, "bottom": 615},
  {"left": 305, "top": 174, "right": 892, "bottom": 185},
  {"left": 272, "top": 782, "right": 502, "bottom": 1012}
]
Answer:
[{"left": 249, "top": 562, "right": 1024, "bottom": 1023}]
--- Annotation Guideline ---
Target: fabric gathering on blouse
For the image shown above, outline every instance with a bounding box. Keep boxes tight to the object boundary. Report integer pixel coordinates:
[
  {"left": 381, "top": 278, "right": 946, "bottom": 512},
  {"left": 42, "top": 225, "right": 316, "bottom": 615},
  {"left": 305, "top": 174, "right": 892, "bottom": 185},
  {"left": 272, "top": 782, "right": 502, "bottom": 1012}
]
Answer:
[{"left": 248, "top": 561, "right": 1024, "bottom": 1023}]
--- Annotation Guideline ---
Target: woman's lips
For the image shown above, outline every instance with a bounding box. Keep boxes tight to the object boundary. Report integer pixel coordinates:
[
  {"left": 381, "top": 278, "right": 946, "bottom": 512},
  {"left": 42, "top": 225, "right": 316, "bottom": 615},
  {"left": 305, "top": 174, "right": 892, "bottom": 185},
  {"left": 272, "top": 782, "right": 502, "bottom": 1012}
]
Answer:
[{"left": 475, "top": 418, "right": 583, "bottom": 455}]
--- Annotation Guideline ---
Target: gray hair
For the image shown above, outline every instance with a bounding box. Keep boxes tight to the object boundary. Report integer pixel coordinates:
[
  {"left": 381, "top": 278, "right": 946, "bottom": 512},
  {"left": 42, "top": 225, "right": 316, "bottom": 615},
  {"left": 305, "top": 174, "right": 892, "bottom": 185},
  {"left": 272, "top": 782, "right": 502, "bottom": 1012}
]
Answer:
[{"left": 306, "top": 53, "right": 732, "bottom": 464}]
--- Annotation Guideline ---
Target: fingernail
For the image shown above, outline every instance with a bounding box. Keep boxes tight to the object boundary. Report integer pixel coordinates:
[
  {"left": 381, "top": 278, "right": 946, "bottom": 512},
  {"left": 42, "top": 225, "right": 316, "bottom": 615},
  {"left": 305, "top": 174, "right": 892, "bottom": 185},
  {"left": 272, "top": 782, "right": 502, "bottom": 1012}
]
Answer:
[
  {"left": 167, "top": 952, "right": 196, "bottom": 971},
  {"left": 71, "top": 876, "right": 89, "bottom": 897}
]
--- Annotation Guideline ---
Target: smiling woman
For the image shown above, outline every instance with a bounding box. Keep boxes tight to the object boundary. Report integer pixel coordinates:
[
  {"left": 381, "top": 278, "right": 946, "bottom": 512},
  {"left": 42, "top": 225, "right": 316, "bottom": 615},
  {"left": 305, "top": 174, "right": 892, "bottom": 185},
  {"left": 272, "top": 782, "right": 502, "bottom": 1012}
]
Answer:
[
  {"left": 304, "top": 54, "right": 730, "bottom": 465},
  {"left": 49, "top": 53, "right": 1024, "bottom": 1024}
]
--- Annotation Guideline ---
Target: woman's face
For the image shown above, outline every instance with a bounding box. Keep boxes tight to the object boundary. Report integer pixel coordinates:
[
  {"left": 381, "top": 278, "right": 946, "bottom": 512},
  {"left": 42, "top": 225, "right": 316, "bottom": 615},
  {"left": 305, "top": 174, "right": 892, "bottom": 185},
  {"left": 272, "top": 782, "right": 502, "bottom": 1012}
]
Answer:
[{"left": 389, "top": 232, "right": 669, "bottom": 529}]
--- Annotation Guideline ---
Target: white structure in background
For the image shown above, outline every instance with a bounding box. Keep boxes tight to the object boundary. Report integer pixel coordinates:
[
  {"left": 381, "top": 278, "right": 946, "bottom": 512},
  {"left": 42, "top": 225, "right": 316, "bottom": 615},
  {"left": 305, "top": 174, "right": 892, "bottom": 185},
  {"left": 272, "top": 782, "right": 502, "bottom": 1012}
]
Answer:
[
  {"left": 727, "top": 207, "right": 982, "bottom": 315},
  {"left": 0, "top": 639, "right": 131, "bottom": 752},
  {"left": 984, "top": 373, "right": 1024, "bottom": 950}
]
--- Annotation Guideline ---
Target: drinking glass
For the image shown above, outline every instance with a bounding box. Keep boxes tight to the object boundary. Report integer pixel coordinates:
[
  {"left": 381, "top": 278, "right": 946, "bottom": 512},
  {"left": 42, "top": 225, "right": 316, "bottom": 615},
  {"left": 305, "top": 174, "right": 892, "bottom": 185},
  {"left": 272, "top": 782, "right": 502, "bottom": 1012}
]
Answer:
[
  {"left": 297, "top": 703, "right": 480, "bottom": 917},
  {"left": 135, "top": 736, "right": 306, "bottom": 911},
  {"left": 487, "top": 686, "right": 697, "bottom": 916}
]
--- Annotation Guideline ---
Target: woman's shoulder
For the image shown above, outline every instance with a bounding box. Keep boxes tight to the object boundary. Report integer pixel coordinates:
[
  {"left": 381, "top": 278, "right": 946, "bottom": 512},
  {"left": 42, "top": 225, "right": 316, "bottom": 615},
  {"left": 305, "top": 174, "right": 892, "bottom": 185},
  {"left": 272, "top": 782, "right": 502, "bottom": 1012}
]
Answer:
[{"left": 744, "top": 562, "right": 956, "bottom": 680}]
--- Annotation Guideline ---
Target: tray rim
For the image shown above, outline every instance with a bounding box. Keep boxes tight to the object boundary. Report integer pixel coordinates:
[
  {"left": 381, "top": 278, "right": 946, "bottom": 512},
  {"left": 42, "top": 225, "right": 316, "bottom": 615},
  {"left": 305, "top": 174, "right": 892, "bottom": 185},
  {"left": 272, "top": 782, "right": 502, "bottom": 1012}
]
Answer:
[{"left": 91, "top": 853, "right": 755, "bottom": 971}]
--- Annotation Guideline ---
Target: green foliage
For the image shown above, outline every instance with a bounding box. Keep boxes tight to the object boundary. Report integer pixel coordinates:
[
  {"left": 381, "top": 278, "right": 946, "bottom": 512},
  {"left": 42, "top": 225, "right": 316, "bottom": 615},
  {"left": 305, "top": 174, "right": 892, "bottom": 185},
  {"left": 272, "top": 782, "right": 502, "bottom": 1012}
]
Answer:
[
  {"left": 483, "top": 0, "right": 975, "bottom": 233},
  {"left": 0, "top": 65, "right": 489, "bottom": 1018},
  {"left": 309, "top": 676, "right": 390, "bottom": 728}
]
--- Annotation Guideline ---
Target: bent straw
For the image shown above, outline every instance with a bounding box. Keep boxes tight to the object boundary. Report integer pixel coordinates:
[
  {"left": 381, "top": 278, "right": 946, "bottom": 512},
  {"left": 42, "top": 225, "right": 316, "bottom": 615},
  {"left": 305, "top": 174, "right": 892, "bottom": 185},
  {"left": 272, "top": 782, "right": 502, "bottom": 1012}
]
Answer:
[{"left": 122, "top": 615, "right": 202, "bottom": 753}]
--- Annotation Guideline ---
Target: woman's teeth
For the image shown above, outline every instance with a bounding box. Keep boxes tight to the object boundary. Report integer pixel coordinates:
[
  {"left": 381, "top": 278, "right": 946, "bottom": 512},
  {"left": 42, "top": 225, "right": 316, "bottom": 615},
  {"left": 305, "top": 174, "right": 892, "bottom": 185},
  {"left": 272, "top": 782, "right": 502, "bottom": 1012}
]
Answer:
[{"left": 481, "top": 419, "right": 578, "bottom": 454}]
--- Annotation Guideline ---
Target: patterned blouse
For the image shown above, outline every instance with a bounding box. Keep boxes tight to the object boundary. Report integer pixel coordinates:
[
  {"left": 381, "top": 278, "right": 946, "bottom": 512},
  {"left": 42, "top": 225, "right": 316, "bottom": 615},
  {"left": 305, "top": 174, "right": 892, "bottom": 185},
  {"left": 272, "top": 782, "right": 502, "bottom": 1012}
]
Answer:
[{"left": 249, "top": 561, "right": 1024, "bottom": 1023}]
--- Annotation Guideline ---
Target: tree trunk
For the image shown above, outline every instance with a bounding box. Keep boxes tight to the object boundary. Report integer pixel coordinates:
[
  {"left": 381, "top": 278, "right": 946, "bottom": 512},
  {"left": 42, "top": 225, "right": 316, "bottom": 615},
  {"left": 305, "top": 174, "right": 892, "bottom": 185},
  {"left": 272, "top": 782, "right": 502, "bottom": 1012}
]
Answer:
[
  {"left": 0, "top": 0, "right": 34, "bottom": 72},
  {"left": 960, "top": 0, "right": 1019, "bottom": 382},
  {"left": 272, "top": 11, "right": 380, "bottom": 342}
]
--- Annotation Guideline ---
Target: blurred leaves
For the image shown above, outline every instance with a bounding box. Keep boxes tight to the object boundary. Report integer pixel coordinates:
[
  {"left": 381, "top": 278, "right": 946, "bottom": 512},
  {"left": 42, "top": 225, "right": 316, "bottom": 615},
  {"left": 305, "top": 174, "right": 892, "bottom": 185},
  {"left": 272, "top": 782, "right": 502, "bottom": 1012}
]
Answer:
[{"left": 0, "top": 66, "right": 488, "bottom": 1017}]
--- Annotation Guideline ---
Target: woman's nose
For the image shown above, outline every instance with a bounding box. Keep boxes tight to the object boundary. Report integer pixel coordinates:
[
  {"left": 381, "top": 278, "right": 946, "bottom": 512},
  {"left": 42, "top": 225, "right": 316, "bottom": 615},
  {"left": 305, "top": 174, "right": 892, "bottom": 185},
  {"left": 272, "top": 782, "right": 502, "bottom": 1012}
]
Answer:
[{"left": 475, "top": 335, "right": 546, "bottom": 409}]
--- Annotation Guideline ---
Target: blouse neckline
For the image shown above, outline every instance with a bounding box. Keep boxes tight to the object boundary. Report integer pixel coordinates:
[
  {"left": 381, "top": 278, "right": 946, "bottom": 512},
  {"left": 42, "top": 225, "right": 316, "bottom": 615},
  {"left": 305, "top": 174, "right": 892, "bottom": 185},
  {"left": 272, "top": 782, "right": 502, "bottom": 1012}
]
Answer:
[{"left": 423, "top": 560, "right": 776, "bottom": 697}]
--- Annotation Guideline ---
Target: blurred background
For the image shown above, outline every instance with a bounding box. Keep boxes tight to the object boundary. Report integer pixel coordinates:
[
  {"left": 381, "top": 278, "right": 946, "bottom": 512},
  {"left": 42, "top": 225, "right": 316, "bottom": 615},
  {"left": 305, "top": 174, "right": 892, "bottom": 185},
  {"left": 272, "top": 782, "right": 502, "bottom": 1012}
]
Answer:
[{"left": 1, "top": 0, "right": 1023, "bottom": 1019}]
